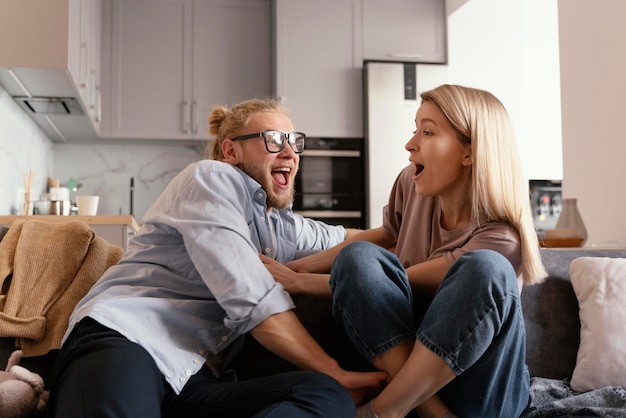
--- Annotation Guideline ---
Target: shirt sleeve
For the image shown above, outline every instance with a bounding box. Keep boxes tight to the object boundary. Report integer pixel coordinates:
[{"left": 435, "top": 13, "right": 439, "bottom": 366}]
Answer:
[
  {"left": 144, "top": 162, "right": 295, "bottom": 335},
  {"left": 292, "top": 213, "right": 347, "bottom": 251}
]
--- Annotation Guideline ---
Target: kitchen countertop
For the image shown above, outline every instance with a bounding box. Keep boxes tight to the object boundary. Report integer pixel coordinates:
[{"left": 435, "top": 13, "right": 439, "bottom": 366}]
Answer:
[{"left": 0, "top": 215, "right": 140, "bottom": 233}]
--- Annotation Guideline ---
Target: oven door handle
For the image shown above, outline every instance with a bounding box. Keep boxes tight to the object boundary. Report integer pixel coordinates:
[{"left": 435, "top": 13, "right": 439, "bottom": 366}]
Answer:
[
  {"left": 293, "top": 210, "right": 362, "bottom": 218},
  {"left": 300, "top": 150, "right": 360, "bottom": 158}
]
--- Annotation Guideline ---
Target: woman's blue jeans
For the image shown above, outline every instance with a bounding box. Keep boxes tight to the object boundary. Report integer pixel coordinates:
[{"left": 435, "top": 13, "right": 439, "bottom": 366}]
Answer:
[{"left": 329, "top": 242, "right": 530, "bottom": 418}]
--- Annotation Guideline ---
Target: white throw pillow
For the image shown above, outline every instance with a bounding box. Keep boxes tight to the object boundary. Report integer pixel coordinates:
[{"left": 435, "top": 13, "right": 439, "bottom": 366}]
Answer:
[{"left": 570, "top": 257, "right": 626, "bottom": 392}]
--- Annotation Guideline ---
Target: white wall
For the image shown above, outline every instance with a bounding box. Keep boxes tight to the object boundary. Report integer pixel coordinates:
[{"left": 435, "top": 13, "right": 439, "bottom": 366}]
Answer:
[
  {"left": 446, "top": 0, "right": 563, "bottom": 182},
  {"left": 558, "top": 0, "right": 626, "bottom": 247},
  {"left": 0, "top": 85, "right": 53, "bottom": 214}
]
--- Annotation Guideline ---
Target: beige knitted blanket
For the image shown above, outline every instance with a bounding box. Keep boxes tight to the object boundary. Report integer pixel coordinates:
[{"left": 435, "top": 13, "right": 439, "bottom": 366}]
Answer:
[{"left": 0, "top": 219, "right": 123, "bottom": 356}]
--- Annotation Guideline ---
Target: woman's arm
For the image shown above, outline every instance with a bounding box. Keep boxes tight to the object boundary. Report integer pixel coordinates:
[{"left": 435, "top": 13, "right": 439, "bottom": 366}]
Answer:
[
  {"left": 404, "top": 256, "right": 451, "bottom": 296},
  {"left": 262, "top": 227, "right": 397, "bottom": 298},
  {"left": 286, "top": 227, "right": 397, "bottom": 274}
]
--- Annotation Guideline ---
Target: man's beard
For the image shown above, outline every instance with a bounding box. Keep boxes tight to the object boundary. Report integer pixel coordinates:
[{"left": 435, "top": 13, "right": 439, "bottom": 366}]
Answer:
[{"left": 238, "top": 160, "right": 295, "bottom": 209}]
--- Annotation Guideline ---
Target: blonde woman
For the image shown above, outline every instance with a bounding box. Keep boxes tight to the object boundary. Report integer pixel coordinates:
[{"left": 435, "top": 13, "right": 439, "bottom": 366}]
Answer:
[{"left": 264, "top": 85, "right": 547, "bottom": 417}]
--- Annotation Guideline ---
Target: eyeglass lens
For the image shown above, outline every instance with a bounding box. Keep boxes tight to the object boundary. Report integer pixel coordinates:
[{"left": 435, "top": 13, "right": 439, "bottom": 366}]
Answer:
[{"left": 264, "top": 131, "right": 305, "bottom": 153}]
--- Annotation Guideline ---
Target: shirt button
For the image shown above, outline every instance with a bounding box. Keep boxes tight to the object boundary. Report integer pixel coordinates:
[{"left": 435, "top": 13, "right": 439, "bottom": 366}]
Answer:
[
  {"left": 185, "top": 370, "right": 192, "bottom": 376},
  {"left": 260, "top": 216, "right": 265, "bottom": 222},
  {"left": 193, "top": 359, "right": 199, "bottom": 364},
  {"left": 264, "top": 248, "right": 271, "bottom": 254},
  {"left": 221, "top": 336, "right": 228, "bottom": 342},
  {"left": 257, "top": 193, "right": 263, "bottom": 199},
  {"left": 179, "top": 377, "right": 186, "bottom": 383}
]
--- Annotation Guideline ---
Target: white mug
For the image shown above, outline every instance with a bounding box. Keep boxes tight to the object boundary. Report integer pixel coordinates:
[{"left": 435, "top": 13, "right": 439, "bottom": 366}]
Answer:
[{"left": 76, "top": 195, "right": 100, "bottom": 216}]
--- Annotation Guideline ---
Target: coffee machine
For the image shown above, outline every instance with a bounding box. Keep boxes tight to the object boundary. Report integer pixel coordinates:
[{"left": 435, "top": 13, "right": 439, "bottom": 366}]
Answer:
[{"left": 529, "top": 179, "right": 562, "bottom": 237}]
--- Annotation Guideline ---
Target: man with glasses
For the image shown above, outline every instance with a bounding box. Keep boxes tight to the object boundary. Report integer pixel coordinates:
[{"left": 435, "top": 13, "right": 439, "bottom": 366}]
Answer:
[{"left": 49, "top": 98, "right": 387, "bottom": 418}]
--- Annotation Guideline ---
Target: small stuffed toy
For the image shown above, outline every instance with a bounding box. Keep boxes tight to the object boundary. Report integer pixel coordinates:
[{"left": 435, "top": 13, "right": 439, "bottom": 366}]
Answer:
[{"left": 0, "top": 350, "right": 48, "bottom": 418}]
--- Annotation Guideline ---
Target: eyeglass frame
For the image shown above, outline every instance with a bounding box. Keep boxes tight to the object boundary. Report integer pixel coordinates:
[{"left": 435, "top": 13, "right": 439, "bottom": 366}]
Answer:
[{"left": 230, "top": 130, "right": 306, "bottom": 154}]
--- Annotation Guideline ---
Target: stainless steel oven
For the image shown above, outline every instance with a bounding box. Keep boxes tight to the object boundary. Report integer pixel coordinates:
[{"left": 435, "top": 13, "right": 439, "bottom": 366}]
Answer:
[{"left": 293, "top": 137, "right": 366, "bottom": 229}]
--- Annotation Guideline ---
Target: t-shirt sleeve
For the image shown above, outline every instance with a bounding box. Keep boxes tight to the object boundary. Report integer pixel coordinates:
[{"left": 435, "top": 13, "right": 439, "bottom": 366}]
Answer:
[
  {"left": 382, "top": 165, "right": 415, "bottom": 237},
  {"left": 438, "top": 222, "right": 522, "bottom": 274}
]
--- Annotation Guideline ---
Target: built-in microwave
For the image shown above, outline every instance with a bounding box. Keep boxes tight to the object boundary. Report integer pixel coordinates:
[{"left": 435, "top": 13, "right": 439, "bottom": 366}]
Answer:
[{"left": 293, "top": 137, "right": 366, "bottom": 229}]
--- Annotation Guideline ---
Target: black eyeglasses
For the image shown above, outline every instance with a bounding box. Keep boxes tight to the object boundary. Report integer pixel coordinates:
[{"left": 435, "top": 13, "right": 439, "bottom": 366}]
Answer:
[{"left": 231, "top": 130, "right": 306, "bottom": 153}]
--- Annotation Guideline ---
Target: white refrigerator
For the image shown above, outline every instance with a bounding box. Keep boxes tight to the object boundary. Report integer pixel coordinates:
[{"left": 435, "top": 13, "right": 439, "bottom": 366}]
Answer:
[{"left": 364, "top": 62, "right": 448, "bottom": 228}]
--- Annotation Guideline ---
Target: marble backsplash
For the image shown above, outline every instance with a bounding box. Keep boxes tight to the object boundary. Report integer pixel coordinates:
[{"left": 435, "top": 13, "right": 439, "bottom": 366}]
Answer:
[
  {"left": 53, "top": 143, "right": 204, "bottom": 222},
  {"left": 1, "top": 84, "right": 206, "bottom": 222}
]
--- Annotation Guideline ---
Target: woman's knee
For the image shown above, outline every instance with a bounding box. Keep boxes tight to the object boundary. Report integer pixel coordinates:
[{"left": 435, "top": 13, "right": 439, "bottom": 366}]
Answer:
[
  {"left": 336, "top": 241, "right": 381, "bottom": 266},
  {"left": 330, "top": 242, "right": 407, "bottom": 295},
  {"left": 448, "top": 249, "right": 518, "bottom": 298},
  {"left": 330, "top": 241, "right": 384, "bottom": 289}
]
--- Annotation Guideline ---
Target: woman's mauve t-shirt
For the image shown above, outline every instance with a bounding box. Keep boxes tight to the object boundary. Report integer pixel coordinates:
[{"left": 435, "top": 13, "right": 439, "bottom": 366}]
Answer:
[{"left": 382, "top": 164, "right": 522, "bottom": 276}]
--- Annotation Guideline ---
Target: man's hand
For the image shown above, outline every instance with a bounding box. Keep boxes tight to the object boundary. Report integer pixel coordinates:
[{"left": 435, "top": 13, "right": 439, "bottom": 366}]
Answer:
[
  {"left": 260, "top": 254, "right": 333, "bottom": 297},
  {"left": 252, "top": 309, "right": 389, "bottom": 407},
  {"left": 336, "top": 369, "right": 389, "bottom": 406},
  {"left": 260, "top": 254, "right": 300, "bottom": 293}
]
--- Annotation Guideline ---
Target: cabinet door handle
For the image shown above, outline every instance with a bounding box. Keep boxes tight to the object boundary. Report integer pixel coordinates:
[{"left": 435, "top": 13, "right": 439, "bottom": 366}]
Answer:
[
  {"left": 182, "top": 101, "right": 189, "bottom": 134},
  {"left": 79, "top": 42, "right": 88, "bottom": 89},
  {"left": 192, "top": 100, "right": 199, "bottom": 135},
  {"left": 387, "top": 53, "right": 423, "bottom": 59}
]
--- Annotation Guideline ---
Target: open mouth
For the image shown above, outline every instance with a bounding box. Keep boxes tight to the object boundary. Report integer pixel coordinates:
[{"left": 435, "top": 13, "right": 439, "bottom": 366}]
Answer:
[
  {"left": 271, "top": 167, "right": 291, "bottom": 186},
  {"left": 415, "top": 164, "right": 425, "bottom": 176}
]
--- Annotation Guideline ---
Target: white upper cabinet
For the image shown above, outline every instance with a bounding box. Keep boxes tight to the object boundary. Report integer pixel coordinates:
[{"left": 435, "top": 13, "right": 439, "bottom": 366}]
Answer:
[
  {"left": 105, "top": 0, "right": 271, "bottom": 141},
  {"left": 273, "top": 0, "right": 446, "bottom": 138},
  {"left": 274, "top": 0, "right": 364, "bottom": 138},
  {"left": 362, "top": 0, "right": 447, "bottom": 63},
  {"left": 70, "top": 0, "right": 103, "bottom": 126}
]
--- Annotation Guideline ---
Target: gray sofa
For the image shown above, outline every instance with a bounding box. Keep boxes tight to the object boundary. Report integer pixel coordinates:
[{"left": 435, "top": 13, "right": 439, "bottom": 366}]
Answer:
[
  {"left": 2, "top": 245, "right": 625, "bottom": 416},
  {"left": 232, "top": 248, "right": 626, "bottom": 417},
  {"left": 234, "top": 248, "right": 626, "bottom": 382}
]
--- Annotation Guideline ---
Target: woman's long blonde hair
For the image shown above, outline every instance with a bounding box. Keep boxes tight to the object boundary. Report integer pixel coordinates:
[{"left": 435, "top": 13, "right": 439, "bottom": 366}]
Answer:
[
  {"left": 422, "top": 84, "right": 547, "bottom": 285},
  {"left": 207, "top": 98, "right": 287, "bottom": 161}
]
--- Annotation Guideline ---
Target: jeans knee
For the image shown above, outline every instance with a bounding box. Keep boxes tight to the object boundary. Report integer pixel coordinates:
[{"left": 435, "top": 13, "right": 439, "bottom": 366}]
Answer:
[
  {"left": 453, "top": 249, "right": 518, "bottom": 298},
  {"left": 330, "top": 241, "right": 381, "bottom": 290},
  {"left": 337, "top": 241, "right": 379, "bottom": 263}
]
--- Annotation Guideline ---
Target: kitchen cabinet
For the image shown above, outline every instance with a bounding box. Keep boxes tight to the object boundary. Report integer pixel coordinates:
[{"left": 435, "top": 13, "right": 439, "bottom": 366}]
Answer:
[
  {"left": 274, "top": 0, "right": 364, "bottom": 138},
  {"left": 70, "top": 0, "right": 103, "bottom": 126},
  {"left": 0, "top": 215, "right": 140, "bottom": 251},
  {"left": 104, "top": 0, "right": 271, "bottom": 141},
  {"left": 0, "top": 0, "right": 102, "bottom": 141},
  {"left": 362, "top": 0, "right": 447, "bottom": 63}
]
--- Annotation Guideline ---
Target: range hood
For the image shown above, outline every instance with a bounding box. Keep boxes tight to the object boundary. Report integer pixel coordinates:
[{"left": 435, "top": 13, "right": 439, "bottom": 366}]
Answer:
[
  {"left": 0, "top": 67, "right": 99, "bottom": 142},
  {"left": 15, "top": 97, "right": 83, "bottom": 116},
  {"left": 0, "top": 0, "right": 101, "bottom": 143}
]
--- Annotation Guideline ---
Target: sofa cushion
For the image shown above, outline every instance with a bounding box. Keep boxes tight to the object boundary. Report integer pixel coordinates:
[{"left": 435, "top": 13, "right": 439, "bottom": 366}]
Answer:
[
  {"left": 523, "top": 248, "right": 626, "bottom": 380},
  {"left": 570, "top": 257, "right": 626, "bottom": 392}
]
